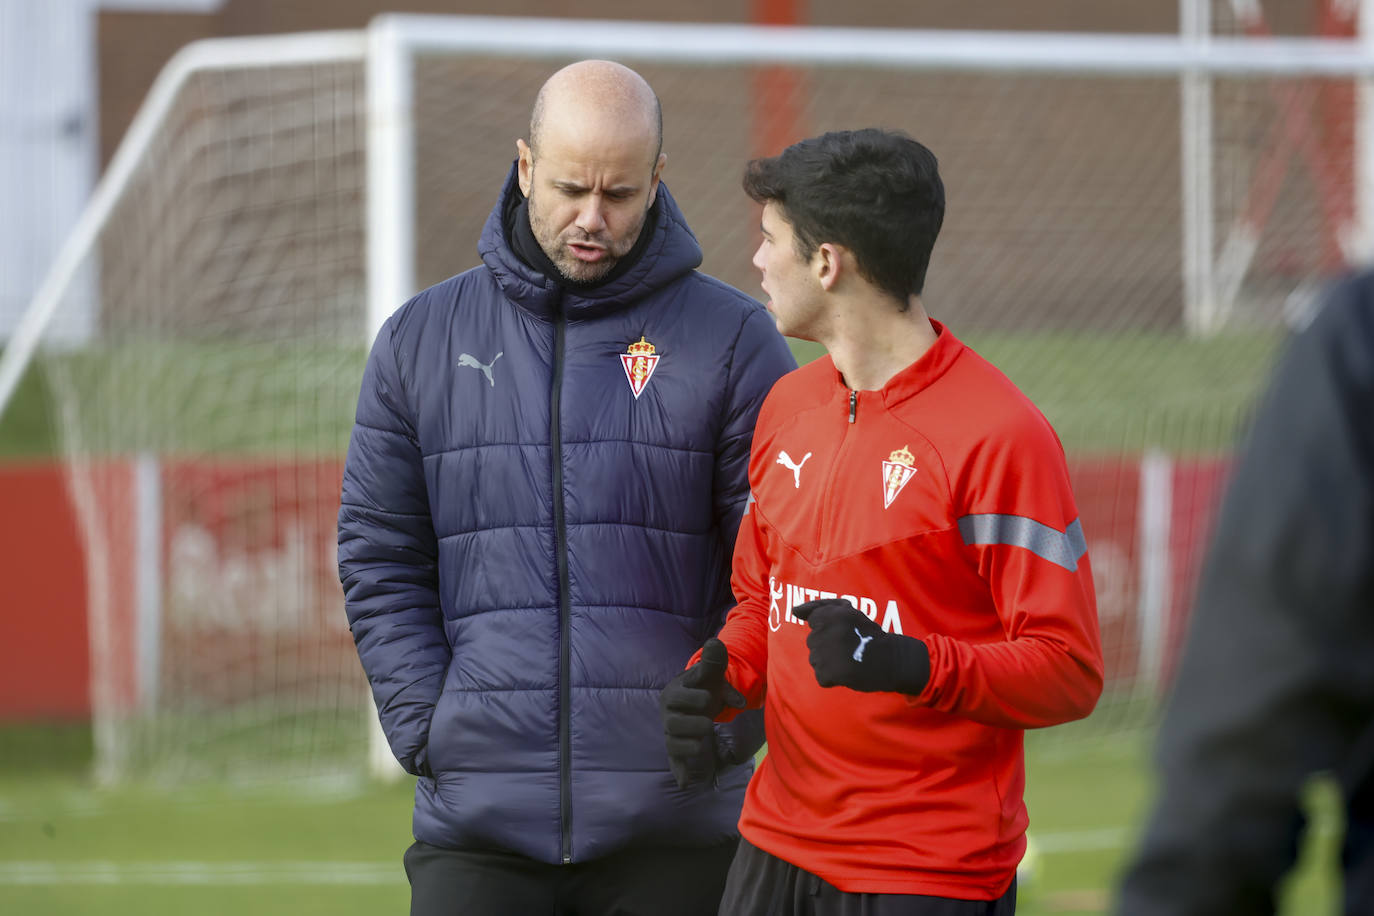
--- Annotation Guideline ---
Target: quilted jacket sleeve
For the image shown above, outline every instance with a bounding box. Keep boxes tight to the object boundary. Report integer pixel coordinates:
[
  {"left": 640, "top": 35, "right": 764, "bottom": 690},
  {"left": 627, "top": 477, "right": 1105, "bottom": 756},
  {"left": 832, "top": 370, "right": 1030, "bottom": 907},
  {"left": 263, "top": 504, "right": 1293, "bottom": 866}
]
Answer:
[
  {"left": 708, "top": 307, "right": 795, "bottom": 767},
  {"left": 338, "top": 316, "right": 450, "bottom": 778}
]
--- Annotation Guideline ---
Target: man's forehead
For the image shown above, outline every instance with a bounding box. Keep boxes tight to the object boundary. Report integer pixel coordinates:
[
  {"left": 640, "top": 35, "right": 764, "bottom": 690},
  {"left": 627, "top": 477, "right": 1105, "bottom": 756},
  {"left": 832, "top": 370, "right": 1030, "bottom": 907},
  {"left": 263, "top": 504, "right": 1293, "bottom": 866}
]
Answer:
[
  {"left": 533, "top": 136, "right": 656, "bottom": 185},
  {"left": 538, "top": 154, "right": 648, "bottom": 188},
  {"left": 536, "top": 106, "right": 656, "bottom": 163},
  {"left": 761, "top": 201, "right": 791, "bottom": 232}
]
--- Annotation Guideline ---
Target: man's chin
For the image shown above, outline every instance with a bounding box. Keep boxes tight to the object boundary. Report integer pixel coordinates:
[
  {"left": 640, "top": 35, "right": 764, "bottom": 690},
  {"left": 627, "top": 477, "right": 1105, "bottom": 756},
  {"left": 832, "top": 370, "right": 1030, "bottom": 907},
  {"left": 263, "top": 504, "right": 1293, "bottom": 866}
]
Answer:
[{"left": 555, "top": 257, "right": 616, "bottom": 284}]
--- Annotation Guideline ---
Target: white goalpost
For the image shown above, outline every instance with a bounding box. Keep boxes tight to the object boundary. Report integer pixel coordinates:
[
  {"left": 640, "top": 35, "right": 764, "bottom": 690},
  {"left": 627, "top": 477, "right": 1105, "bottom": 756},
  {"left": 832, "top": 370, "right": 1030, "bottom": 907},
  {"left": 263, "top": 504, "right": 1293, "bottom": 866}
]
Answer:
[
  {"left": 364, "top": 12, "right": 1374, "bottom": 341},
  {"left": 3, "top": 13, "right": 1372, "bottom": 784}
]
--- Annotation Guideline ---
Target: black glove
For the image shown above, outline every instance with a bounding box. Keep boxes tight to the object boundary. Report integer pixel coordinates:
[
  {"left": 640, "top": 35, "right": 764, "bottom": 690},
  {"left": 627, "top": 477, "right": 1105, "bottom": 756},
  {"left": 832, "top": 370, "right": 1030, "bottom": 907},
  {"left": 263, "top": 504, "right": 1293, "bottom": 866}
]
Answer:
[
  {"left": 792, "top": 599, "right": 930, "bottom": 694},
  {"left": 659, "top": 638, "right": 746, "bottom": 789}
]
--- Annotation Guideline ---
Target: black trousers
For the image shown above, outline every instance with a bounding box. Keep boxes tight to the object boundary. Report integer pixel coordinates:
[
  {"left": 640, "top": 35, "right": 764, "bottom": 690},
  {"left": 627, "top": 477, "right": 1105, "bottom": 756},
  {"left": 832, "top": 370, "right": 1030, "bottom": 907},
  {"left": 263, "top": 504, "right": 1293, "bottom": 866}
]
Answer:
[
  {"left": 718, "top": 838, "right": 1017, "bottom": 916},
  {"left": 404, "top": 836, "right": 739, "bottom": 916}
]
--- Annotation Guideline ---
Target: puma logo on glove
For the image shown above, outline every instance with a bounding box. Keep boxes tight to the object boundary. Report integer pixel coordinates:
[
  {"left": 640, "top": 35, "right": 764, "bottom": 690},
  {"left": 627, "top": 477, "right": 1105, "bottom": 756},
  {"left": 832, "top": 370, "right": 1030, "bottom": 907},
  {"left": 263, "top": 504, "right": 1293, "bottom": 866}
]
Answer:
[{"left": 793, "top": 599, "right": 931, "bottom": 695}]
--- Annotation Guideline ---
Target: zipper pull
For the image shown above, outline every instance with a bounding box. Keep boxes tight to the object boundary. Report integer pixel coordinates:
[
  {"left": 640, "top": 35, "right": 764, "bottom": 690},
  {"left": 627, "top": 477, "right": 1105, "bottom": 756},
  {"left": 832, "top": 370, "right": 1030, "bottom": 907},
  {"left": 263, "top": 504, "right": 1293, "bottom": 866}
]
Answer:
[{"left": 848, "top": 390, "right": 857, "bottom": 424}]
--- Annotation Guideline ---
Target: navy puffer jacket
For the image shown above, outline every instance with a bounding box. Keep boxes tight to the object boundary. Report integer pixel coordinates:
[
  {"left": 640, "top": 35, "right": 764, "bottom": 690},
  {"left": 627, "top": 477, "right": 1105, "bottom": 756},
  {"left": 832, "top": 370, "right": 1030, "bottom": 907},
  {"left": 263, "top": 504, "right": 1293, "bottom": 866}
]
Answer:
[{"left": 339, "top": 165, "right": 795, "bottom": 864}]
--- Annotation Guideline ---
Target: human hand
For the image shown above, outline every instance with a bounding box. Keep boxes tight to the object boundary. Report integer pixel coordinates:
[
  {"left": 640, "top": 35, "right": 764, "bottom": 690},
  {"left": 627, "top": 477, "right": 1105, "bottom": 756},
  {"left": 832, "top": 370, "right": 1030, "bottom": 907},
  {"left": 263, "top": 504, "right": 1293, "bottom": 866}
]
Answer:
[
  {"left": 659, "top": 638, "right": 746, "bottom": 789},
  {"left": 792, "top": 599, "right": 930, "bottom": 694}
]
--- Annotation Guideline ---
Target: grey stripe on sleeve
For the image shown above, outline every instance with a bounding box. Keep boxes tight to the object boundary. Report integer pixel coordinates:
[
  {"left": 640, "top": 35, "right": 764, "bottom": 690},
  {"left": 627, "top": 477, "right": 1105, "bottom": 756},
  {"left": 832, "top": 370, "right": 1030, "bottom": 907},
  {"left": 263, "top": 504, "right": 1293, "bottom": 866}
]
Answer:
[{"left": 957, "top": 514, "right": 1087, "bottom": 572}]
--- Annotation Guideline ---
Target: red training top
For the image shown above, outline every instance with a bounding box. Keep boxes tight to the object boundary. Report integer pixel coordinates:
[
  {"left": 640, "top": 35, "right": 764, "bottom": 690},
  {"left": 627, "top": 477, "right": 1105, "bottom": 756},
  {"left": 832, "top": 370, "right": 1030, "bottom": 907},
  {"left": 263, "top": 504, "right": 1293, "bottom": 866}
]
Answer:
[{"left": 711, "top": 320, "right": 1104, "bottom": 898}]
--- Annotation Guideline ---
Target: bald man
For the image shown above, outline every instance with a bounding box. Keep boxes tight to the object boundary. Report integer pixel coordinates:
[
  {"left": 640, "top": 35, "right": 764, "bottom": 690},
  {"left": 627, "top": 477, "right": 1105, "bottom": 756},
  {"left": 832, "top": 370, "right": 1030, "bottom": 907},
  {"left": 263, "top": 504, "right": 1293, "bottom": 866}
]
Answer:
[{"left": 339, "top": 61, "right": 795, "bottom": 914}]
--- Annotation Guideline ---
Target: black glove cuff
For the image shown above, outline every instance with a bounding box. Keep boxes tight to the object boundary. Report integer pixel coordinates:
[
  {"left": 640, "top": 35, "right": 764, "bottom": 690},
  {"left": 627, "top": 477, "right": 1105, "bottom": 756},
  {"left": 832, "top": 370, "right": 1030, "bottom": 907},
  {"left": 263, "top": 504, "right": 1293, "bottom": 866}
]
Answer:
[
  {"left": 891, "top": 635, "right": 932, "bottom": 696},
  {"left": 711, "top": 725, "right": 753, "bottom": 770}
]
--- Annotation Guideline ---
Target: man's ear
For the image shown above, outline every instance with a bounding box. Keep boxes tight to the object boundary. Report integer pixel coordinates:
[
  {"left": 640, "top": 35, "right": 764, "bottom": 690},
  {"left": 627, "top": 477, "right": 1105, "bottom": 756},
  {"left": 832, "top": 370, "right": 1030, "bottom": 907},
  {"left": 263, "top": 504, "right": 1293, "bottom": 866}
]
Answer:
[
  {"left": 647, "top": 152, "right": 667, "bottom": 206},
  {"left": 815, "top": 242, "right": 844, "bottom": 292},
  {"left": 516, "top": 138, "right": 534, "bottom": 197}
]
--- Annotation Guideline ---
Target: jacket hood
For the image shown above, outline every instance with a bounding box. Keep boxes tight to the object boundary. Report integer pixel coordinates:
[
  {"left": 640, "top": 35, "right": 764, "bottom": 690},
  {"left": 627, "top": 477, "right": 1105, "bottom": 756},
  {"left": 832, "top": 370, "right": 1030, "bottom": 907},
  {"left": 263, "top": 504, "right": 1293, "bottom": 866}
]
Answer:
[{"left": 477, "top": 162, "right": 704, "bottom": 321}]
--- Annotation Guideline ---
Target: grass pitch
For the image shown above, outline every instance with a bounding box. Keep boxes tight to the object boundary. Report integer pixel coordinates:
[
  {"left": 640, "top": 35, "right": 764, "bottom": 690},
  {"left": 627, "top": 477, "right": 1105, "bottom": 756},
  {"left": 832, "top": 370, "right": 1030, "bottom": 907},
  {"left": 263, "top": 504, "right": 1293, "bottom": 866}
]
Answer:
[
  {"left": 0, "top": 724, "right": 1341, "bottom": 915},
  {"left": 1, "top": 327, "right": 1282, "bottom": 460}
]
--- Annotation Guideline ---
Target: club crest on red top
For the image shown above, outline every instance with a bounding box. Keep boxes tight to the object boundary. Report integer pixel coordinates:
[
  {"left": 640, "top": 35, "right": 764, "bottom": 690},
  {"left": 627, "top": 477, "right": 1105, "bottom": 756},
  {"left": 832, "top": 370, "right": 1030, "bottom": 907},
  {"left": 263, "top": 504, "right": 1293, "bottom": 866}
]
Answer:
[{"left": 881, "top": 445, "right": 917, "bottom": 509}]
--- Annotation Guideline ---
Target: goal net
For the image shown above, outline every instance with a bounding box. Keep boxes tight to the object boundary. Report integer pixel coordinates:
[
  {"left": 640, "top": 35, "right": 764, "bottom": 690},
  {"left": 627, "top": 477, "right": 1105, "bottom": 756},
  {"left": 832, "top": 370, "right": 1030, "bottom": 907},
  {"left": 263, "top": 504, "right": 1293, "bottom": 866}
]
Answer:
[
  {"left": 20, "top": 33, "right": 374, "bottom": 786},
  {"left": 3, "top": 14, "right": 1369, "bottom": 783}
]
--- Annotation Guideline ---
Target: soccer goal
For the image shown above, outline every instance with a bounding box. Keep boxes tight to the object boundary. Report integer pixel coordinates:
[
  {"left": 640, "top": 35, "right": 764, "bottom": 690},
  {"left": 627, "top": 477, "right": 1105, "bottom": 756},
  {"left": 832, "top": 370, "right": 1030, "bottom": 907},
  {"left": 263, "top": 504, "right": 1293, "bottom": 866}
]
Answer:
[{"left": 1, "top": 13, "right": 1370, "bottom": 784}]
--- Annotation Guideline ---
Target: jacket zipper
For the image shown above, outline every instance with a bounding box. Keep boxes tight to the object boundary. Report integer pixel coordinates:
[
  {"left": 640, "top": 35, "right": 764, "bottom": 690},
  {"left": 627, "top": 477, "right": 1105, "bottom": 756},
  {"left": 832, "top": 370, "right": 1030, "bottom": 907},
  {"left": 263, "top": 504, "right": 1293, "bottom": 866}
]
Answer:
[
  {"left": 551, "top": 305, "right": 573, "bottom": 865},
  {"left": 817, "top": 390, "right": 858, "bottom": 560}
]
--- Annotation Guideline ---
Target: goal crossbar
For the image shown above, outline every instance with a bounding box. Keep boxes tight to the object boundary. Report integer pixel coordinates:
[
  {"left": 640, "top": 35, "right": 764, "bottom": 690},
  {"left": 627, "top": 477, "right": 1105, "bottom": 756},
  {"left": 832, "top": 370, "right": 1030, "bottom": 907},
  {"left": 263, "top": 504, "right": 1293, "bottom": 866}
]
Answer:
[{"left": 381, "top": 14, "right": 1374, "bottom": 76}]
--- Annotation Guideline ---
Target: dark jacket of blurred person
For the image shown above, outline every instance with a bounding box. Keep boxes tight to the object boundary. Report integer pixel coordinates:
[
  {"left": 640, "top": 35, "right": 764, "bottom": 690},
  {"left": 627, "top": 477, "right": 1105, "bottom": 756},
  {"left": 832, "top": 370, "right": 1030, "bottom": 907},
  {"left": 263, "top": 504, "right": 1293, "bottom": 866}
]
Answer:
[
  {"left": 1117, "top": 270, "right": 1374, "bottom": 915},
  {"left": 335, "top": 60, "right": 794, "bottom": 906}
]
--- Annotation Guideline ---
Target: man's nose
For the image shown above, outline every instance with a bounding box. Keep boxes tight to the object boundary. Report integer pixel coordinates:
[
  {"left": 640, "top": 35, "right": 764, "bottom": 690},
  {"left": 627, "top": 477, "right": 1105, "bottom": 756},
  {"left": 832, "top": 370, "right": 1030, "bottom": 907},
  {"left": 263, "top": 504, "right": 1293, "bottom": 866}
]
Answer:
[{"left": 577, "top": 198, "right": 608, "bottom": 234}]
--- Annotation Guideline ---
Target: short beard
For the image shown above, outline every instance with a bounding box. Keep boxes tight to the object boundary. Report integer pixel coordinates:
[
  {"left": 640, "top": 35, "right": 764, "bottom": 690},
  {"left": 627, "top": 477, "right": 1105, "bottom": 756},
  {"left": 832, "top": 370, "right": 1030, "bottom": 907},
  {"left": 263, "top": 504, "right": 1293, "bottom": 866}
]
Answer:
[{"left": 527, "top": 192, "right": 649, "bottom": 285}]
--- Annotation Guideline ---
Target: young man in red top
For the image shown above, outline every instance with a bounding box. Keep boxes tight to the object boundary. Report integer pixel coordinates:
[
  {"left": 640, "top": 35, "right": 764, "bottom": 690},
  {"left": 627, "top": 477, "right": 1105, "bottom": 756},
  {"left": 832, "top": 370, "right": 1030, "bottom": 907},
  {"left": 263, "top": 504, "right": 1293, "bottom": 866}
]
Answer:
[{"left": 660, "top": 128, "right": 1104, "bottom": 914}]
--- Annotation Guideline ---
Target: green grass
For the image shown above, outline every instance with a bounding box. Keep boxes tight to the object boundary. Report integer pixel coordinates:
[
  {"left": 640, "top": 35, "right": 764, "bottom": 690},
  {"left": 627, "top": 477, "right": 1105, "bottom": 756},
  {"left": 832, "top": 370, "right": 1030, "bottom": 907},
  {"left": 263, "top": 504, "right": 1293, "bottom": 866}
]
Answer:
[
  {"left": 0, "top": 340, "right": 367, "bottom": 460},
  {"left": 1020, "top": 735, "right": 1153, "bottom": 914},
  {"left": 0, "top": 349, "right": 59, "bottom": 459},
  {"left": 791, "top": 329, "right": 1283, "bottom": 454},
  {"left": 1017, "top": 735, "right": 1342, "bottom": 914},
  {"left": 0, "top": 774, "right": 414, "bottom": 915},
  {"left": 0, "top": 723, "right": 1341, "bottom": 915},
  {"left": 1, "top": 329, "right": 1281, "bottom": 461},
  {"left": 79, "top": 708, "right": 378, "bottom": 787},
  {"left": 0, "top": 726, "right": 410, "bottom": 914}
]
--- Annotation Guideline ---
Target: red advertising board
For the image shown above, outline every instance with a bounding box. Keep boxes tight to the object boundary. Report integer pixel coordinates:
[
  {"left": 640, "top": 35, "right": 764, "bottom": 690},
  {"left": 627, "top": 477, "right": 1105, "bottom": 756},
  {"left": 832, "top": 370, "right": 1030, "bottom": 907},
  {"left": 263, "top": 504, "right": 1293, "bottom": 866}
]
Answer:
[
  {"left": 0, "top": 462, "right": 93, "bottom": 718},
  {"left": 1068, "top": 457, "right": 1142, "bottom": 689},
  {"left": 0, "top": 453, "right": 1234, "bottom": 720},
  {"left": 157, "top": 458, "right": 352, "bottom": 707}
]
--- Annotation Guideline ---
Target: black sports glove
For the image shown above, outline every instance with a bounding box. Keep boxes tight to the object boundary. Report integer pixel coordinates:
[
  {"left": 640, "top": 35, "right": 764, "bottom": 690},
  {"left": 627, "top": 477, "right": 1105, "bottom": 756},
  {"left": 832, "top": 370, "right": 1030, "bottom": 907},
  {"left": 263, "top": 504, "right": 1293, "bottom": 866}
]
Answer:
[
  {"left": 658, "top": 638, "right": 746, "bottom": 790},
  {"left": 792, "top": 599, "right": 931, "bottom": 695}
]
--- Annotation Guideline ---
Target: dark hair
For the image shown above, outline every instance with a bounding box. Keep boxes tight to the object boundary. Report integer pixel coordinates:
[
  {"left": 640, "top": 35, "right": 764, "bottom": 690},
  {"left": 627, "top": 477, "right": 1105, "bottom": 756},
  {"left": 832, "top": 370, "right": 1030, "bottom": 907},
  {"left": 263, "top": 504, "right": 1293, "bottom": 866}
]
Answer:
[{"left": 742, "top": 128, "right": 945, "bottom": 305}]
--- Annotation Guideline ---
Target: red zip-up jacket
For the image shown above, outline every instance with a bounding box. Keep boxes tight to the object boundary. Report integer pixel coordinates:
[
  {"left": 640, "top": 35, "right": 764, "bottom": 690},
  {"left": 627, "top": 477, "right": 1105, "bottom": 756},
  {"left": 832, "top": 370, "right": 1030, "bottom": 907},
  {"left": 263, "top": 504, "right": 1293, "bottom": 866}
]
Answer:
[{"left": 712, "top": 320, "right": 1103, "bottom": 898}]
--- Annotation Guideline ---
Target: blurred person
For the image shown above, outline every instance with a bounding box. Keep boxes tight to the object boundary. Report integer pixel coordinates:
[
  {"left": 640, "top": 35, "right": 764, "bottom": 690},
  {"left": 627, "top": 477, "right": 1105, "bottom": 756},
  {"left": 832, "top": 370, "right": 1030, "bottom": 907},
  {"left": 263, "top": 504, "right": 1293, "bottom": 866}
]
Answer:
[
  {"left": 1116, "top": 271, "right": 1374, "bottom": 915},
  {"left": 660, "top": 128, "right": 1104, "bottom": 915},
  {"left": 338, "top": 60, "right": 795, "bottom": 915}
]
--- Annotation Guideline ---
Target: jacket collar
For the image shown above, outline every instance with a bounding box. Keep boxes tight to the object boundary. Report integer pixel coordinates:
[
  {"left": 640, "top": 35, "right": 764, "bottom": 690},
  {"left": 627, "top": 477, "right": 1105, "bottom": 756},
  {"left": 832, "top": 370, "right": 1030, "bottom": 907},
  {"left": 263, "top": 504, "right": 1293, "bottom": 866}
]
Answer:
[
  {"left": 822, "top": 319, "right": 966, "bottom": 407},
  {"left": 477, "top": 162, "right": 704, "bottom": 321}
]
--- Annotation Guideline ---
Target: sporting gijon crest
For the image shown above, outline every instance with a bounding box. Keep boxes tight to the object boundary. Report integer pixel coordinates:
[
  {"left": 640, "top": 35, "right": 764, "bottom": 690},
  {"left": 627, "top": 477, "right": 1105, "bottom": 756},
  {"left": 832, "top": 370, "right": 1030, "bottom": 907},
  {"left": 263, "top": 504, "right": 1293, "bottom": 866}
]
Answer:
[
  {"left": 620, "top": 336, "right": 661, "bottom": 399},
  {"left": 881, "top": 445, "right": 918, "bottom": 509}
]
